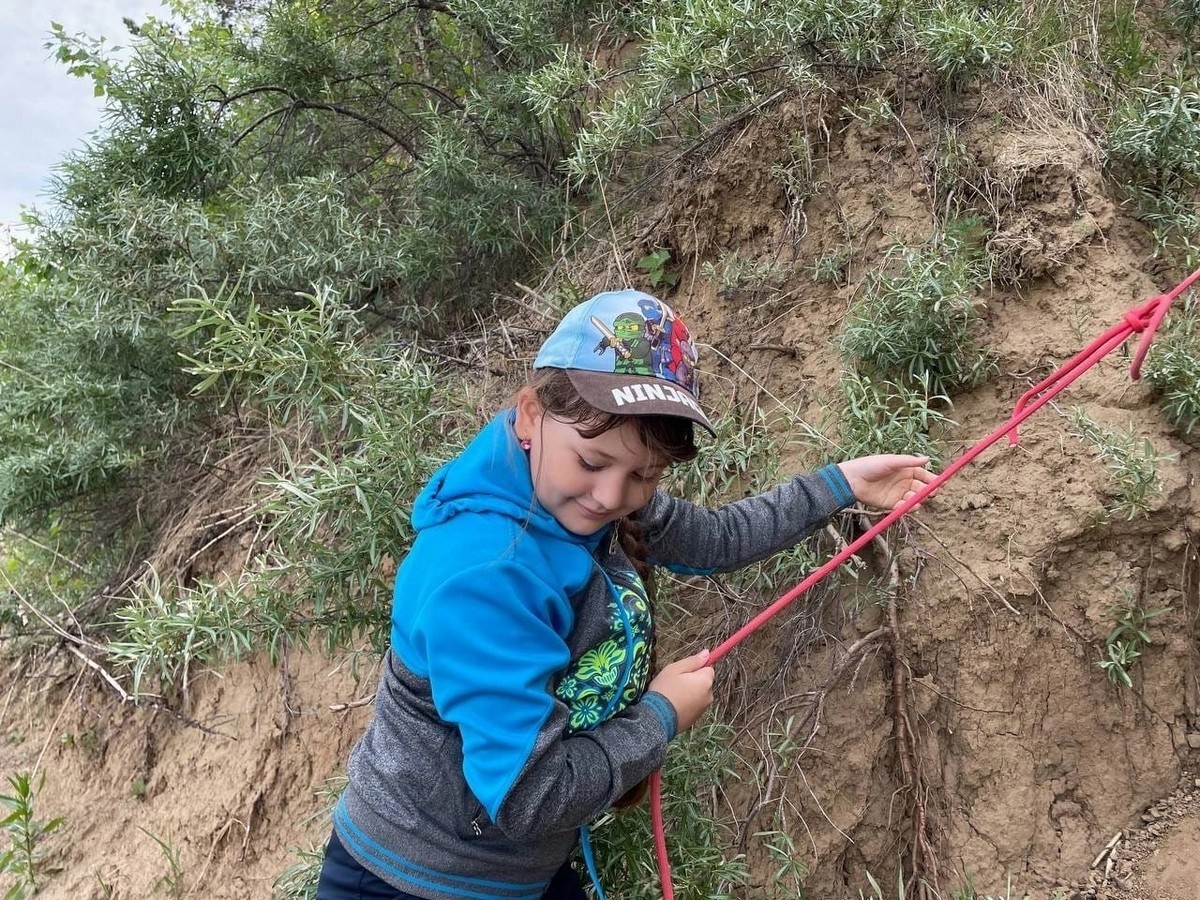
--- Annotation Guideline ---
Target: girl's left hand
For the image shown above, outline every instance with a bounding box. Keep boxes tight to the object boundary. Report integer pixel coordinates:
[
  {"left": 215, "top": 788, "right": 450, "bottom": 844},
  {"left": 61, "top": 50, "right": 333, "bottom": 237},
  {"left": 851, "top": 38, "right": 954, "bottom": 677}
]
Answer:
[{"left": 837, "top": 455, "right": 937, "bottom": 511}]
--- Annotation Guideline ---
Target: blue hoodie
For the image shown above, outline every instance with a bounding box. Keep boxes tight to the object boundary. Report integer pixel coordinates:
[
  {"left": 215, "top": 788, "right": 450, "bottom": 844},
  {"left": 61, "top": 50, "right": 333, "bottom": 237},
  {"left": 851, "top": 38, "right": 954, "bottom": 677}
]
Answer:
[{"left": 334, "top": 411, "right": 854, "bottom": 899}]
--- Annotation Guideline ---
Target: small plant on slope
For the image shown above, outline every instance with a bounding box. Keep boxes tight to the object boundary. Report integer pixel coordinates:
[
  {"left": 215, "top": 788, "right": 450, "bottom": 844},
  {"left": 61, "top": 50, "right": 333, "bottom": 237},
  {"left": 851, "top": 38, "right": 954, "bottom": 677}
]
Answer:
[
  {"left": 637, "top": 249, "right": 679, "bottom": 289},
  {"left": 825, "top": 370, "right": 955, "bottom": 467},
  {"left": 701, "top": 251, "right": 785, "bottom": 294},
  {"left": 0, "top": 772, "right": 65, "bottom": 898},
  {"left": 273, "top": 774, "right": 346, "bottom": 899},
  {"left": 1096, "top": 590, "right": 1170, "bottom": 689},
  {"left": 910, "top": 1, "right": 1021, "bottom": 88},
  {"left": 139, "top": 827, "right": 186, "bottom": 897},
  {"left": 1167, "top": 0, "right": 1200, "bottom": 37},
  {"left": 840, "top": 220, "right": 995, "bottom": 396},
  {"left": 274, "top": 845, "right": 323, "bottom": 900},
  {"left": 1142, "top": 292, "right": 1200, "bottom": 434},
  {"left": 1107, "top": 73, "right": 1200, "bottom": 261},
  {"left": 1107, "top": 74, "right": 1200, "bottom": 197},
  {"left": 1066, "top": 408, "right": 1169, "bottom": 521}
]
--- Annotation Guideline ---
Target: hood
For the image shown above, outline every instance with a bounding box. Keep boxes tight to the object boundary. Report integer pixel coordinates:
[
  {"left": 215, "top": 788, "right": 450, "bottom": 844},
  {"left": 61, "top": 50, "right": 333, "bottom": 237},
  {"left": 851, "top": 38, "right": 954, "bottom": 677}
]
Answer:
[{"left": 411, "top": 411, "right": 605, "bottom": 551}]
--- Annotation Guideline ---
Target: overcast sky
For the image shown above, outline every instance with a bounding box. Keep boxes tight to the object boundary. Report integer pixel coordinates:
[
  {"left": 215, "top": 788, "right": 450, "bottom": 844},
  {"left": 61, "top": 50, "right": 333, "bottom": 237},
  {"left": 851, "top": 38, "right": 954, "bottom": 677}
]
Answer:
[{"left": 1, "top": 0, "right": 169, "bottom": 237}]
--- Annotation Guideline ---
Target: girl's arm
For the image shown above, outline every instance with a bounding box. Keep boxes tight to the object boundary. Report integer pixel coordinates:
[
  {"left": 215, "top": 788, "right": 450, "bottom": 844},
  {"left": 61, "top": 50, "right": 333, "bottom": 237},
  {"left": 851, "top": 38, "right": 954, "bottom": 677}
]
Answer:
[{"left": 640, "top": 455, "right": 932, "bottom": 573}]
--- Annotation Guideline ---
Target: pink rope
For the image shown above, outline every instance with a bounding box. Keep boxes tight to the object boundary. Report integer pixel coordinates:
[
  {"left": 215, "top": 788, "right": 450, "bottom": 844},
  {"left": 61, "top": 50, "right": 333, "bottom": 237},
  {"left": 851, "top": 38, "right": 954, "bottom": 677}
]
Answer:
[{"left": 647, "top": 267, "right": 1200, "bottom": 900}]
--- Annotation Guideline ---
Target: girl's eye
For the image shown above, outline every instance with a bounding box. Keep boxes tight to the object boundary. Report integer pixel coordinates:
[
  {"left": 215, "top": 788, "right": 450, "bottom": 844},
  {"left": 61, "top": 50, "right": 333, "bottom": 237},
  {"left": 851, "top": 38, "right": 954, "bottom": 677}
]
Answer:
[{"left": 578, "top": 457, "right": 602, "bottom": 472}]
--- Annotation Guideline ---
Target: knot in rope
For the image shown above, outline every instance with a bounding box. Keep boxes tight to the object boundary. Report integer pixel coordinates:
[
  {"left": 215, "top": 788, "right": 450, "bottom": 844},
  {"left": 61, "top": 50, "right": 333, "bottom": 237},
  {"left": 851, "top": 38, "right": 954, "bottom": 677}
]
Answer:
[{"left": 1124, "top": 305, "right": 1155, "bottom": 332}]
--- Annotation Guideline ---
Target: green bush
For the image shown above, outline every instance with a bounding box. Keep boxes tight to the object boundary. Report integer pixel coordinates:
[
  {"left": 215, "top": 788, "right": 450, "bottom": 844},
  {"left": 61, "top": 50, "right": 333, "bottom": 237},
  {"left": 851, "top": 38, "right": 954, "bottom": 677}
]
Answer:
[
  {"left": 1067, "top": 408, "right": 1169, "bottom": 520},
  {"left": 1107, "top": 75, "right": 1200, "bottom": 195},
  {"left": 16, "top": 0, "right": 1104, "bottom": 543},
  {"left": 4, "top": 0, "right": 572, "bottom": 530},
  {"left": 909, "top": 1, "right": 1021, "bottom": 87},
  {"left": 108, "top": 285, "right": 469, "bottom": 688},
  {"left": 825, "top": 370, "right": 955, "bottom": 467},
  {"left": 840, "top": 222, "right": 995, "bottom": 396},
  {"left": 0, "top": 252, "right": 190, "bottom": 525}
]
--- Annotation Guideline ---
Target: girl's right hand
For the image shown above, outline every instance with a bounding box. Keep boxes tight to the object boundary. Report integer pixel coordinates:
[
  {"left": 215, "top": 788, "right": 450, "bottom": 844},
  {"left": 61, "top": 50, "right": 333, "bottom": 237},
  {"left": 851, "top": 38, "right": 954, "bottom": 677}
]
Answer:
[{"left": 648, "top": 649, "right": 715, "bottom": 733}]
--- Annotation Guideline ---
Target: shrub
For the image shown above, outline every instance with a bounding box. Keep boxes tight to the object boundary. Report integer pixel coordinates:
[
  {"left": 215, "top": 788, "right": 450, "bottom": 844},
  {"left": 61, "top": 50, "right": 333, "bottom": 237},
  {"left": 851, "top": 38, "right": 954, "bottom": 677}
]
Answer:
[
  {"left": 108, "top": 285, "right": 469, "bottom": 687},
  {"left": 1066, "top": 408, "right": 1169, "bottom": 520},
  {"left": 909, "top": 1, "right": 1021, "bottom": 87},
  {"left": 840, "top": 221, "right": 994, "bottom": 396},
  {"left": 825, "top": 370, "right": 955, "bottom": 467},
  {"left": 1107, "top": 74, "right": 1200, "bottom": 195}
]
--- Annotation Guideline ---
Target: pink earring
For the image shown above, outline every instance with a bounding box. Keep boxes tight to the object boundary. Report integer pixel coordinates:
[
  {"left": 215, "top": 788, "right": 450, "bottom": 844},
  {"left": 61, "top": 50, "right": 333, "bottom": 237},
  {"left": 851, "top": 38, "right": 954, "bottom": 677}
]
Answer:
[{"left": 520, "top": 439, "right": 532, "bottom": 451}]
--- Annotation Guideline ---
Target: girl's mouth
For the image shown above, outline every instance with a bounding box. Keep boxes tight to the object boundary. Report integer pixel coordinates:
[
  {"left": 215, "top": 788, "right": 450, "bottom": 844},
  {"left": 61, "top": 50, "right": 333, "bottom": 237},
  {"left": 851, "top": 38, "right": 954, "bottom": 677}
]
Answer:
[{"left": 576, "top": 502, "right": 609, "bottom": 520}]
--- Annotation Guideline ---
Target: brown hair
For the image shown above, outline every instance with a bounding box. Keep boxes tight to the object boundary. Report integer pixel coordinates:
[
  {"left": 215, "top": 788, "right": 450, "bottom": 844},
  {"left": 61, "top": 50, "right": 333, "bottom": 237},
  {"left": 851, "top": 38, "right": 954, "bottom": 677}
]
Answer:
[{"left": 528, "top": 368, "right": 699, "bottom": 463}]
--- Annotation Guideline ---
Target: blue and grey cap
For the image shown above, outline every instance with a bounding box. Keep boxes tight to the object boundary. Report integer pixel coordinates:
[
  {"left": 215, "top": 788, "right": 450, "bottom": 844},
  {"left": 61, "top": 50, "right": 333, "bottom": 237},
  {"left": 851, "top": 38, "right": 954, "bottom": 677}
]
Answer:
[{"left": 533, "top": 289, "right": 715, "bottom": 435}]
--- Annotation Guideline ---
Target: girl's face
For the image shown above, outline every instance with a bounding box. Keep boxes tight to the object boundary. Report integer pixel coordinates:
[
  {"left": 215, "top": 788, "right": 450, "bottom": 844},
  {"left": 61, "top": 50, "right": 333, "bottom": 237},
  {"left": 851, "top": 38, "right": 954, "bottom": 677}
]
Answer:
[{"left": 515, "top": 389, "right": 668, "bottom": 536}]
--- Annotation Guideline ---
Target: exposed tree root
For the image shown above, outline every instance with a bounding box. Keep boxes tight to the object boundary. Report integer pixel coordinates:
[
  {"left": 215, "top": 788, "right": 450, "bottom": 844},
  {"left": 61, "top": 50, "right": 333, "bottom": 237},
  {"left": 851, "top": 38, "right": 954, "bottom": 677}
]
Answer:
[
  {"left": 734, "top": 625, "right": 888, "bottom": 858},
  {"left": 873, "top": 525, "right": 942, "bottom": 900},
  {"left": 727, "top": 516, "right": 948, "bottom": 890}
]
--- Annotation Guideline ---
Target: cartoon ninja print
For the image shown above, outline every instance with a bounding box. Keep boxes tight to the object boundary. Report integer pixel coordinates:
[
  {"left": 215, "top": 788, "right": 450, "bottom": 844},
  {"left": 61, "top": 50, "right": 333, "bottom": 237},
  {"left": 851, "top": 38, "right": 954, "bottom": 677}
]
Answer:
[{"left": 592, "top": 298, "right": 699, "bottom": 394}]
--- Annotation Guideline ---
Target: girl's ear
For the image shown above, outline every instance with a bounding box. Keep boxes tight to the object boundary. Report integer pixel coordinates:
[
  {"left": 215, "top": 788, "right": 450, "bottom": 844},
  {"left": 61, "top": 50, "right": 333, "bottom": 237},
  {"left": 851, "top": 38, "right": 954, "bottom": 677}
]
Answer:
[{"left": 514, "top": 387, "right": 543, "bottom": 441}]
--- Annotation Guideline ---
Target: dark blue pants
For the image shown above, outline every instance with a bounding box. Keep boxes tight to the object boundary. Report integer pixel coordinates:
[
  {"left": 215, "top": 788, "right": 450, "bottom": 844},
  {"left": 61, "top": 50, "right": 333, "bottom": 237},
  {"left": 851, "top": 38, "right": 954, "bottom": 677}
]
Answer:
[{"left": 316, "top": 831, "right": 588, "bottom": 900}]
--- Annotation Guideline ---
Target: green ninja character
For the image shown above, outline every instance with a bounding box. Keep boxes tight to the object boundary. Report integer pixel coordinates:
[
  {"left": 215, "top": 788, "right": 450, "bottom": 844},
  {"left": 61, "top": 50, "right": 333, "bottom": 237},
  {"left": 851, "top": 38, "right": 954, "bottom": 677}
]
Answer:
[{"left": 599, "top": 312, "right": 653, "bottom": 375}]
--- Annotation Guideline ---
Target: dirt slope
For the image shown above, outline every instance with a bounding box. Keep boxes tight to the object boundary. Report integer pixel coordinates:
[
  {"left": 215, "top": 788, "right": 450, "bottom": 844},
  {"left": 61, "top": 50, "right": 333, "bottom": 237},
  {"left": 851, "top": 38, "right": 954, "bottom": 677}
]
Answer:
[
  {"left": 636, "top": 86, "right": 1200, "bottom": 900},
  {"left": 2, "top": 80, "right": 1198, "bottom": 900}
]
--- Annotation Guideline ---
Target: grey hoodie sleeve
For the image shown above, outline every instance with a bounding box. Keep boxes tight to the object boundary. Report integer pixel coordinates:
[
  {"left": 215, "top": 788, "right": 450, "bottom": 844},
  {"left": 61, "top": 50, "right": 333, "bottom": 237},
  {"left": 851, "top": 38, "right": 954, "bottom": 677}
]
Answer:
[
  {"left": 489, "top": 692, "right": 674, "bottom": 841},
  {"left": 639, "top": 465, "right": 855, "bottom": 574}
]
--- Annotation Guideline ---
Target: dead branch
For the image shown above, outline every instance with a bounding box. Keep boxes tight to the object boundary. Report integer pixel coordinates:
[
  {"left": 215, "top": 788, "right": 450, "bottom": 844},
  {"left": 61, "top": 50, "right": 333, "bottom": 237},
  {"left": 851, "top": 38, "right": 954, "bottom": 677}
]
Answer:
[{"left": 329, "top": 695, "right": 375, "bottom": 713}]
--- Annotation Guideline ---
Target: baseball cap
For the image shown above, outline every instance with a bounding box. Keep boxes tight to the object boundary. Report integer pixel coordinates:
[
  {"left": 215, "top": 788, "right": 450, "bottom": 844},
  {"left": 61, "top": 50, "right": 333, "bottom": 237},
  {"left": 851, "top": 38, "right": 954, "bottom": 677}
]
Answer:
[{"left": 533, "top": 289, "right": 715, "bottom": 435}]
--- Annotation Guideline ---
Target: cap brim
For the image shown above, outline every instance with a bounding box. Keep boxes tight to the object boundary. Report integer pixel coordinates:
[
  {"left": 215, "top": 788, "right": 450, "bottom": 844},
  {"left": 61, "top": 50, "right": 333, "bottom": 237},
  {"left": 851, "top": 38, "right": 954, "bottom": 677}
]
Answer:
[{"left": 565, "top": 370, "right": 716, "bottom": 436}]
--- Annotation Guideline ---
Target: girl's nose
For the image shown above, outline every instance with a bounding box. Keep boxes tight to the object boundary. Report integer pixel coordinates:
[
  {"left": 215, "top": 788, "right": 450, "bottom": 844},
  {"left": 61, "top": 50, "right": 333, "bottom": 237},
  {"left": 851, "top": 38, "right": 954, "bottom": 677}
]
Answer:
[{"left": 592, "top": 473, "right": 627, "bottom": 511}]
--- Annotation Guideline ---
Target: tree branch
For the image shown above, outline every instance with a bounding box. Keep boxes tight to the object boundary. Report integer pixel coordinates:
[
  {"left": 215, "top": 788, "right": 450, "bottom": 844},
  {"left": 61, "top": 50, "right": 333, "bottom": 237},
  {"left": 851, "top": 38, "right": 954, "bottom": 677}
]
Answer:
[{"left": 214, "top": 84, "right": 423, "bottom": 159}]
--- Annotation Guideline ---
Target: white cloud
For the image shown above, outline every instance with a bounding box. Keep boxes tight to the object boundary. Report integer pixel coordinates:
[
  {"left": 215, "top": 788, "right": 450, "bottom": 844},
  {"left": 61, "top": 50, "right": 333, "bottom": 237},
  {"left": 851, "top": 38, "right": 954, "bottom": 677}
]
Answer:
[{"left": 0, "top": 0, "right": 169, "bottom": 230}]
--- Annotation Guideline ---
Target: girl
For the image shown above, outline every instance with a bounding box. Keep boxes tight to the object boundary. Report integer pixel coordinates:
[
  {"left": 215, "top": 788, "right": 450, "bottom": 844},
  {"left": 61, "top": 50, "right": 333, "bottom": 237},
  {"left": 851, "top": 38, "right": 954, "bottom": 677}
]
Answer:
[{"left": 318, "top": 289, "right": 934, "bottom": 900}]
